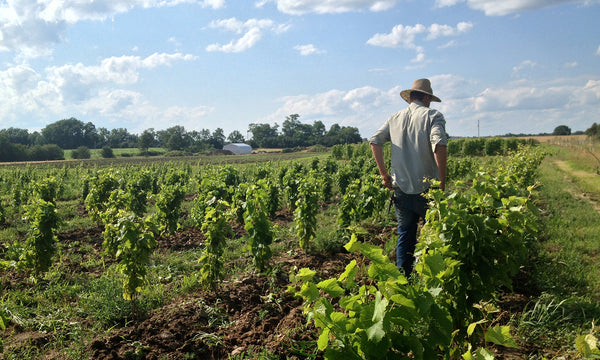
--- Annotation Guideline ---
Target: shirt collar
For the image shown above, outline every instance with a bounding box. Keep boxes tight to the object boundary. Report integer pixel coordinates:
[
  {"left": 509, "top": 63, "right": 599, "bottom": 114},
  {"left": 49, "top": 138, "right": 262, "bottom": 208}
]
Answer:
[{"left": 411, "top": 100, "right": 425, "bottom": 107}]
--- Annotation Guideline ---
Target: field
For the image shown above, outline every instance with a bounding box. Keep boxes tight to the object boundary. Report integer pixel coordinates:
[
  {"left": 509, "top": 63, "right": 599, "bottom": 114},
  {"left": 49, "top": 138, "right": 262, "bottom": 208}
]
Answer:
[{"left": 0, "top": 141, "right": 599, "bottom": 359}]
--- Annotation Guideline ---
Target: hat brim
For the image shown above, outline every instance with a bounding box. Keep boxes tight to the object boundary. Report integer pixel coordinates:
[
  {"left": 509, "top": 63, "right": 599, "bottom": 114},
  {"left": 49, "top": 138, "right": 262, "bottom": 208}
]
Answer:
[{"left": 400, "top": 89, "right": 441, "bottom": 104}]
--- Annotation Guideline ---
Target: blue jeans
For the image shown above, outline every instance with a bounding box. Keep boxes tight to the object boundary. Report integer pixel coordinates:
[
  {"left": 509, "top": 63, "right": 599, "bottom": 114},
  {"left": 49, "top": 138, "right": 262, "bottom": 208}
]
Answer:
[{"left": 394, "top": 189, "right": 428, "bottom": 276}]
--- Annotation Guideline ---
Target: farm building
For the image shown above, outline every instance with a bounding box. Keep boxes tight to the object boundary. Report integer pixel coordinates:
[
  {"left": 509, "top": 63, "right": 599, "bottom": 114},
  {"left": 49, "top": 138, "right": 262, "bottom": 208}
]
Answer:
[{"left": 223, "top": 143, "right": 252, "bottom": 155}]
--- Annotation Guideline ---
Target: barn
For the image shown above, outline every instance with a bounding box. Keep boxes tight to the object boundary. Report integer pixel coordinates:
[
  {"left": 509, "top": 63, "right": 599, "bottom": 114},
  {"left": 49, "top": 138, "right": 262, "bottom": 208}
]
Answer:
[{"left": 223, "top": 143, "right": 253, "bottom": 155}]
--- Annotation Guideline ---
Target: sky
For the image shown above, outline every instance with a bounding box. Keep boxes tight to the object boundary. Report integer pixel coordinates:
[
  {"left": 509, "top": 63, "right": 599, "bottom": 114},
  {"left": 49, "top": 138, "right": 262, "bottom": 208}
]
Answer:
[{"left": 0, "top": 0, "right": 599, "bottom": 139}]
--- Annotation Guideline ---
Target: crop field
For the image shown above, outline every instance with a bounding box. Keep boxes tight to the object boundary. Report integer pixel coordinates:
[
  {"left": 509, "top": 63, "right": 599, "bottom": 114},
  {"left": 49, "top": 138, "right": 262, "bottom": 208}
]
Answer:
[{"left": 0, "top": 141, "right": 599, "bottom": 359}]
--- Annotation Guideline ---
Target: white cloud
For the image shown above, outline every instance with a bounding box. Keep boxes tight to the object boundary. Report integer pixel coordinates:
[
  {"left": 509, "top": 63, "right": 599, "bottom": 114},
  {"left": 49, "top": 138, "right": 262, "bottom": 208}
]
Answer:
[
  {"left": 0, "top": 0, "right": 222, "bottom": 58},
  {"left": 270, "top": 0, "right": 401, "bottom": 14},
  {"left": 438, "top": 0, "right": 591, "bottom": 16},
  {"left": 427, "top": 22, "right": 473, "bottom": 40},
  {"left": 512, "top": 60, "right": 537, "bottom": 75},
  {"left": 206, "top": 17, "right": 290, "bottom": 53},
  {"left": 294, "top": 44, "right": 325, "bottom": 56},
  {"left": 0, "top": 52, "right": 201, "bottom": 130},
  {"left": 367, "top": 24, "right": 427, "bottom": 48},
  {"left": 264, "top": 74, "right": 600, "bottom": 138},
  {"left": 596, "top": 45, "right": 600, "bottom": 55},
  {"left": 435, "top": 0, "right": 464, "bottom": 7},
  {"left": 453, "top": 77, "right": 600, "bottom": 135},
  {"left": 367, "top": 22, "right": 472, "bottom": 63},
  {"left": 564, "top": 61, "right": 578, "bottom": 68}
]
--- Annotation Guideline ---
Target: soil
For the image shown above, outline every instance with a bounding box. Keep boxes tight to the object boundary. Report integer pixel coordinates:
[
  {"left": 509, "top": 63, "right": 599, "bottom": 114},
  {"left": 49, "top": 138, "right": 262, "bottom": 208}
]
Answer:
[
  {"left": 83, "top": 247, "right": 357, "bottom": 360},
  {"left": 2, "top": 218, "right": 541, "bottom": 360}
]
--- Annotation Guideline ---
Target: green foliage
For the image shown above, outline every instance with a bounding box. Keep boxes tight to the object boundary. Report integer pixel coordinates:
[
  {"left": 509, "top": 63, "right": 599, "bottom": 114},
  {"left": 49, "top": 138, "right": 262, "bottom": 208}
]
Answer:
[
  {"left": 85, "top": 171, "right": 120, "bottom": 222},
  {"left": 295, "top": 176, "right": 320, "bottom": 252},
  {"left": 0, "top": 201, "right": 5, "bottom": 226},
  {"left": 447, "top": 157, "right": 478, "bottom": 180},
  {"left": 125, "top": 170, "right": 153, "bottom": 217},
  {"left": 447, "top": 139, "right": 462, "bottom": 156},
  {"left": 244, "top": 183, "right": 274, "bottom": 273},
  {"left": 484, "top": 138, "right": 503, "bottom": 156},
  {"left": 291, "top": 235, "right": 454, "bottom": 360},
  {"left": 198, "top": 200, "right": 232, "bottom": 290},
  {"left": 101, "top": 146, "right": 115, "bottom": 158},
  {"left": 71, "top": 146, "right": 91, "bottom": 159},
  {"left": 21, "top": 177, "right": 60, "bottom": 275},
  {"left": 155, "top": 184, "right": 185, "bottom": 236},
  {"left": 102, "top": 210, "right": 158, "bottom": 302},
  {"left": 576, "top": 327, "right": 600, "bottom": 358},
  {"left": 337, "top": 175, "right": 388, "bottom": 228},
  {"left": 155, "top": 170, "right": 188, "bottom": 235},
  {"left": 292, "top": 148, "right": 543, "bottom": 359},
  {"left": 462, "top": 138, "right": 486, "bottom": 156}
]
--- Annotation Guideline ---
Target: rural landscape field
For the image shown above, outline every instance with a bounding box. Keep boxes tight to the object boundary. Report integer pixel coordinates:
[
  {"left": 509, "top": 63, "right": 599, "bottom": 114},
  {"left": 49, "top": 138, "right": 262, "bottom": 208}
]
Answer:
[{"left": 0, "top": 137, "right": 599, "bottom": 360}]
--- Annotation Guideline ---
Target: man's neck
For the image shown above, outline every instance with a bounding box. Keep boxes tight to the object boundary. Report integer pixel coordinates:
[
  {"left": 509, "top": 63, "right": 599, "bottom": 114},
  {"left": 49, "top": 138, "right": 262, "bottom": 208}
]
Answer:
[{"left": 411, "top": 100, "right": 429, "bottom": 108}]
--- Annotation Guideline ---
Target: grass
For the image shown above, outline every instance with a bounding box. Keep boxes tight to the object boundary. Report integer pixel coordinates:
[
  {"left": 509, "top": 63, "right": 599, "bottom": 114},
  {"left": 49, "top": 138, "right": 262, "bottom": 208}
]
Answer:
[{"left": 510, "top": 145, "right": 600, "bottom": 354}]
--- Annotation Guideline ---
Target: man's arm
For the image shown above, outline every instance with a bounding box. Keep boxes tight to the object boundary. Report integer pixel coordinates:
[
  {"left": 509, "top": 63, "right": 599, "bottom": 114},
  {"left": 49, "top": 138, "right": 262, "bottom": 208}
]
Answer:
[
  {"left": 370, "top": 143, "right": 393, "bottom": 190},
  {"left": 434, "top": 144, "right": 447, "bottom": 191}
]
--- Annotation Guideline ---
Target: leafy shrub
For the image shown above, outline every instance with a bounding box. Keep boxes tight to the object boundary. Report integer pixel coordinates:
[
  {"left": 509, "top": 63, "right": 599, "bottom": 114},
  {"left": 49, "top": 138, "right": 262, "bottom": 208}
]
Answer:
[
  {"left": 101, "top": 146, "right": 115, "bottom": 158},
  {"left": 27, "top": 144, "right": 64, "bottom": 161},
  {"left": 462, "top": 138, "right": 485, "bottom": 156},
  {"left": 71, "top": 146, "right": 91, "bottom": 159},
  {"left": 484, "top": 138, "right": 504, "bottom": 156}
]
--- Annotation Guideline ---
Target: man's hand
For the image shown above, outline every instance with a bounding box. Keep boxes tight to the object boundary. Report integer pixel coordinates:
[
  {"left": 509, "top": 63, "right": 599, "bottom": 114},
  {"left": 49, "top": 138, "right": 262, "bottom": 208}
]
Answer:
[
  {"left": 371, "top": 143, "right": 394, "bottom": 190},
  {"left": 381, "top": 173, "right": 393, "bottom": 190}
]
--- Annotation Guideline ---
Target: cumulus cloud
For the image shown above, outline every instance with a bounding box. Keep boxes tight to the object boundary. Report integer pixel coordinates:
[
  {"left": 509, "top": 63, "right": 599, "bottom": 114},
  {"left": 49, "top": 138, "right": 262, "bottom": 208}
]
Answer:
[
  {"left": 206, "top": 17, "right": 290, "bottom": 53},
  {"left": 436, "top": 0, "right": 591, "bottom": 16},
  {"left": 264, "top": 0, "right": 401, "bottom": 14},
  {"left": 367, "top": 22, "right": 473, "bottom": 63},
  {"left": 264, "top": 74, "right": 600, "bottom": 138},
  {"left": 0, "top": 0, "right": 222, "bottom": 58},
  {"left": 294, "top": 44, "right": 325, "bottom": 56},
  {"left": 453, "top": 77, "right": 600, "bottom": 136},
  {"left": 0, "top": 52, "right": 203, "bottom": 130}
]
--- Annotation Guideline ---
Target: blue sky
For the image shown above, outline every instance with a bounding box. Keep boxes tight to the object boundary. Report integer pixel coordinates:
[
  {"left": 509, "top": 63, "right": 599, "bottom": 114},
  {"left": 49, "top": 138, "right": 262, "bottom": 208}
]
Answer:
[{"left": 1, "top": 0, "right": 599, "bottom": 139}]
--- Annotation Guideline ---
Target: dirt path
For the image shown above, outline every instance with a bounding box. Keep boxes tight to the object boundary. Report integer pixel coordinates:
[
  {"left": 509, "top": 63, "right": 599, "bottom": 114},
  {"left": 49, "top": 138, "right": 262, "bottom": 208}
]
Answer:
[{"left": 553, "top": 160, "right": 600, "bottom": 214}]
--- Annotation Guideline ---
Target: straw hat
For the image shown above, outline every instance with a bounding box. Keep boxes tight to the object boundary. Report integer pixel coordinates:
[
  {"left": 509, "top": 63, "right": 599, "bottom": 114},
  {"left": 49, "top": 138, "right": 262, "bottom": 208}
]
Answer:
[{"left": 400, "top": 78, "right": 441, "bottom": 103}]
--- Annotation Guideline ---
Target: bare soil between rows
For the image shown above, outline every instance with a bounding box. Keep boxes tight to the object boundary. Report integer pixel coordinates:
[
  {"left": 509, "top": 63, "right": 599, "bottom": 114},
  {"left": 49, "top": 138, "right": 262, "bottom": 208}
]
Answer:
[{"left": 2, "top": 221, "right": 543, "bottom": 360}]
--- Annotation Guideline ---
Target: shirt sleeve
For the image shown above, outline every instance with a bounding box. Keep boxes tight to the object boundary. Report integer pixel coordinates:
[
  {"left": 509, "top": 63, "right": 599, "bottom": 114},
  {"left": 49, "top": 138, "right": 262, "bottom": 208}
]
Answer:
[
  {"left": 430, "top": 110, "right": 447, "bottom": 153},
  {"left": 369, "top": 118, "right": 391, "bottom": 145}
]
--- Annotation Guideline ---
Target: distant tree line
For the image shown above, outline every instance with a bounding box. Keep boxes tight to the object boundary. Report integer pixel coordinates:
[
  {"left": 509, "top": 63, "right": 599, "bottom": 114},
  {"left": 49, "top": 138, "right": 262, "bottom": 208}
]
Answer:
[{"left": 0, "top": 114, "right": 362, "bottom": 162}]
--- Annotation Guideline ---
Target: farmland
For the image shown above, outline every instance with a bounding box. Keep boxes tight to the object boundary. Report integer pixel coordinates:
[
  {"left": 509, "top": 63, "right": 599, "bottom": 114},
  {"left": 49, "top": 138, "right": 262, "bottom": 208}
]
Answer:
[{"left": 0, "top": 140, "right": 599, "bottom": 359}]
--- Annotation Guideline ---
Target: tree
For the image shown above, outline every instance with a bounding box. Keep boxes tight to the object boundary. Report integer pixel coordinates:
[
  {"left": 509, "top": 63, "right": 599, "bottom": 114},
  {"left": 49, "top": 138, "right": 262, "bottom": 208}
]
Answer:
[
  {"left": 42, "top": 118, "right": 88, "bottom": 149},
  {"left": 138, "top": 129, "right": 156, "bottom": 153},
  {"left": 83, "top": 122, "right": 99, "bottom": 148},
  {"left": 553, "top": 125, "right": 571, "bottom": 136},
  {"left": 248, "top": 123, "right": 279, "bottom": 148},
  {"left": 0, "top": 128, "right": 30, "bottom": 145},
  {"left": 157, "top": 126, "right": 189, "bottom": 151},
  {"left": 585, "top": 123, "right": 599, "bottom": 139},
  {"left": 312, "top": 121, "right": 326, "bottom": 138},
  {"left": 109, "top": 128, "right": 138, "bottom": 148},
  {"left": 210, "top": 128, "right": 226, "bottom": 149},
  {"left": 227, "top": 130, "right": 245, "bottom": 144},
  {"left": 282, "top": 114, "right": 301, "bottom": 138}
]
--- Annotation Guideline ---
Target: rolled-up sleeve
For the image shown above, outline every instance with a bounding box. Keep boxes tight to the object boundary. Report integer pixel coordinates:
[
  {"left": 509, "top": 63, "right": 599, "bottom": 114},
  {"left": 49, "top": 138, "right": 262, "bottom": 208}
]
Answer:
[
  {"left": 369, "top": 120, "right": 391, "bottom": 145},
  {"left": 429, "top": 110, "right": 447, "bottom": 153}
]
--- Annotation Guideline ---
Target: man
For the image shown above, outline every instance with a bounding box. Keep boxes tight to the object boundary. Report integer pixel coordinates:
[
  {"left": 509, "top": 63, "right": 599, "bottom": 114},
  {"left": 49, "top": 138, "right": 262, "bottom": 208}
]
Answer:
[{"left": 369, "top": 78, "right": 448, "bottom": 276}]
